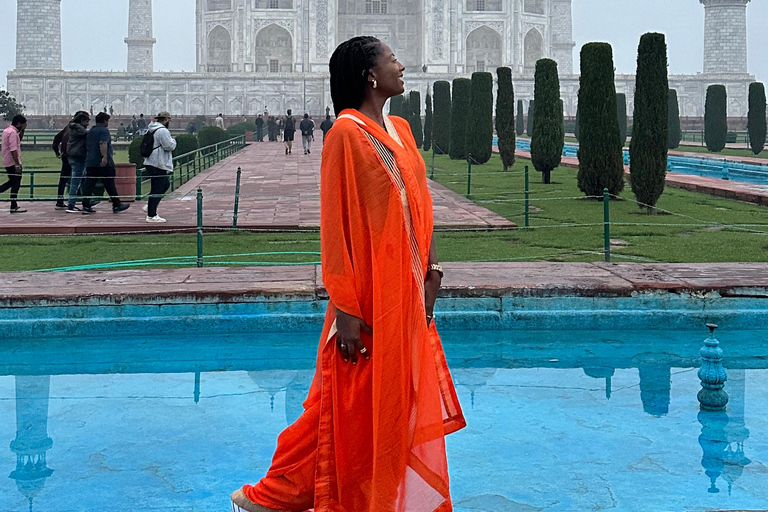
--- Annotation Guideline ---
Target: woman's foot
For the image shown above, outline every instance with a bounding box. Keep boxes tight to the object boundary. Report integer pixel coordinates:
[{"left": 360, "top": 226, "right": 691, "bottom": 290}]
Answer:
[{"left": 230, "top": 488, "right": 284, "bottom": 512}]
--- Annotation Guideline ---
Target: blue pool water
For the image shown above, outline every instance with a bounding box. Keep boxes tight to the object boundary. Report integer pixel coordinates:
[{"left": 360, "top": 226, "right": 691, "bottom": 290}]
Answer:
[
  {"left": 1, "top": 326, "right": 767, "bottom": 512},
  {"left": 504, "top": 138, "right": 768, "bottom": 186}
]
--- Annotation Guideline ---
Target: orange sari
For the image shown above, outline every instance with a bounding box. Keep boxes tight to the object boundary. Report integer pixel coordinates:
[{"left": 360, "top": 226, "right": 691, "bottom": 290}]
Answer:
[{"left": 243, "top": 109, "right": 465, "bottom": 512}]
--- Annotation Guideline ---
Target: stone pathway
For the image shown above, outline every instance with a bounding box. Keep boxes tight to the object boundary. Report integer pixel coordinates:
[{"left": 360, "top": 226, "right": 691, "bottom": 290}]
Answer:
[{"left": 0, "top": 142, "right": 514, "bottom": 235}]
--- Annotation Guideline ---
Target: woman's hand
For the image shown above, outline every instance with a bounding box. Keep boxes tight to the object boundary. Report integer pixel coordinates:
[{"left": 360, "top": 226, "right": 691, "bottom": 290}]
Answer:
[
  {"left": 335, "top": 308, "right": 372, "bottom": 364},
  {"left": 424, "top": 270, "right": 441, "bottom": 325}
]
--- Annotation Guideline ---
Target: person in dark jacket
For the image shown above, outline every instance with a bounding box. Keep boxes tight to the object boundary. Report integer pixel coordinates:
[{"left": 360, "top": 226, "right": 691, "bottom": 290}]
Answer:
[
  {"left": 52, "top": 123, "right": 72, "bottom": 209},
  {"left": 255, "top": 115, "right": 265, "bottom": 142},
  {"left": 65, "top": 111, "right": 90, "bottom": 213},
  {"left": 267, "top": 116, "right": 277, "bottom": 142},
  {"left": 299, "top": 113, "right": 315, "bottom": 155},
  {"left": 80, "top": 112, "right": 129, "bottom": 215},
  {"left": 320, "top": 114, "right": 334, "bottom": 141}
]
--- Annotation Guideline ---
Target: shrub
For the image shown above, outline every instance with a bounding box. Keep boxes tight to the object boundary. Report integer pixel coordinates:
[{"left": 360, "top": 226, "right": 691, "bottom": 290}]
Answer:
[
  {"left": 668, "top": 89, "right": 682, "bottom": 149},
  {"left": 748, "top": 82, "right": 766, "bottom": 155},
  {"left": 433, "top": 81, "right": 451, "bottom": 155},
  {"left": 526, "top": 100, "right": 535, "bottom": 136},
  {"left": 574, "top": 105, "right": 580, "bottom": 141},
  {"left": 186, "top": 115, "right": 206, "bottom": 134},
  {"left": 128, "top": 138, "right": 144, "bottom": 167},
  {"left": 617, "top": 93, "right": 628, "bottom": 147},
  {"left": 0, "top": 89, "right": 25, "bottom": 121},
  {"left": 198, "top": 126, "right": 229, "bottom": 152},
  {"left": 576, "top": 42, "right": 625, "bottom": 197},
  {"left": 629, "top": 32, "right": 669, "bottom": 212},
  {"left": 409, "top": 91, "right": 423, "bottom": 148},
  {"left": 496, "top": 67, "right": 516, "bottom": 171},
  {"left": 530, "top": 59, "right": 564, "bottom": 184},
  {"left": 226, "top": 121, "right": 257, "bottom": 137},
  {"left": 174, "top": 133, "right": 199, "bottom": 164},
  {"left": 516, "top": 99, "right": 525, "bottom": 138},
  {"left": 449, "top": 78, "right": 471, "bottom": 160},
  {"left": 466, "top": 72, "right": 494, "bottom": 165},
  {"left": 402, "top": 95, "right": 411, "bottom": 125},
  {"left": 423, "top": 92, "right": 433, "bottom": 151},
  {"left": 389, "top": 94, "right": 404, "bottom": 117},
  {"left": 704, "top": 84, "right": 727, "bottom": 152}
]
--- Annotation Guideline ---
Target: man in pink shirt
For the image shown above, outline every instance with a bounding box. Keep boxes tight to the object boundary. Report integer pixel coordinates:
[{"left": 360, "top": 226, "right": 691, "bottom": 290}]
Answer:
[{"left": 1, "top": 115, "right": 27, "bottom": 213}]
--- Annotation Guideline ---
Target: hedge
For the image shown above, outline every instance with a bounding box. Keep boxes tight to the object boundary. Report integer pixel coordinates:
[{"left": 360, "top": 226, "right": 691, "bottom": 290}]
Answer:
[
  {"left": 617, "top": 93, "right": 628, "bottom": 147},
  {"left": 516, "top": 99, "right": 525, "bottom": 138},
  {"left": 389, "top": 94, "right": 404, "bottom": 117},
  {"left": 226, "top": 121, "right": 258, "bottom": 137},
  {"left": 530, "top": 59, "right": 564, "bottom": 184},
  {"left": 198, "top": 126, "right": 229, "bottom": 153},
  {"left": 174, "top": 133, "right": 199, "bottom": 164},
  {"left": 576, "top": 42, "right": 625, "bottom": 197},
  {"left": 423, "top": 92, "right": 433, "bottom": 151},
  {"left": 409, "top": 91, "right": 423, "bottom": 148},
  {"left": 526, "top": 100, "right": 535, "bottom": 136},
  {"left": 496, "top": 67, "right": 516, "bottom": 171},
  {"left": 466, "top": 72, "right": 494, "bottom": 165},
  {"left": 629, "top": 32, "right": 669, "bottom": 211},
  {"left": 704, "top": 84, "right": 727, "bottom": 152},
  {"left": 449, "top": 78, "right": 471, "bottom": 160},
  {"left": 433, "top": 81, "right": 451, "bottom": 155}
]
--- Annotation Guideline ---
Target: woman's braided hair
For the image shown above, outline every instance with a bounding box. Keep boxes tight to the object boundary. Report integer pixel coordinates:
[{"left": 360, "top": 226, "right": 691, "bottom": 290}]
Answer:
[{"left": 329, "top": 36, "right": 383, "bottom": 116}]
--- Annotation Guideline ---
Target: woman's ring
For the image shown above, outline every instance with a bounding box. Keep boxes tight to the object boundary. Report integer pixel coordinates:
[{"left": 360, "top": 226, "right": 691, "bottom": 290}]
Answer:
[{"left": 359, "top": 347, "right": 368, "bottom": 354}]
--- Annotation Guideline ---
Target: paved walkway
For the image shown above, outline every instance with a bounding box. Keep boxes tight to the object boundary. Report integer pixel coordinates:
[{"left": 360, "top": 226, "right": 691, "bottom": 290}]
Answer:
[
  {"left": 0, "top": 142, "right": 514, "bottom": 235},
  {"left": 515, "top": 149, "right": 768, "bottom": 206},
  {"left": 1, "top": 262, "right": 767, "bottom": 304}
]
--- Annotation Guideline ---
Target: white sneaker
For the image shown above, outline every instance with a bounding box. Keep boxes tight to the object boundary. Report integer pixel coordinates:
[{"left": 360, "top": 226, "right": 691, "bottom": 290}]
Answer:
[
  {"left": 146, "top": 215, "right": 166, "bottom": 223},
  {"left": 142, "top": 204, "right": 148, "bottom": 213}
]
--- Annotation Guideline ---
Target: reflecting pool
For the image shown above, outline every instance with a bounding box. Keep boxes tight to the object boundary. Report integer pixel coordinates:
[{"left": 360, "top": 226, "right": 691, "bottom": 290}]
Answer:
[{"left": 1, "top": 328, "right": 766, "bottom": 512}]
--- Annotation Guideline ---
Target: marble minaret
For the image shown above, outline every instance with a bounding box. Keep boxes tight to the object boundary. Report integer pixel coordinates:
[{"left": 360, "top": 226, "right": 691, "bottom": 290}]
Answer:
[
  {"left": 125, "top": 0, "right": 156, "bottom": 72},
  {"left": 550, "top": 0, "right": 575, "bottom": 74},
  {"left": 15, "top": 0, "right": 62, "bottom": 69},
  {"left": 700, "top": 0, "right": 751, "bottom": 74}
]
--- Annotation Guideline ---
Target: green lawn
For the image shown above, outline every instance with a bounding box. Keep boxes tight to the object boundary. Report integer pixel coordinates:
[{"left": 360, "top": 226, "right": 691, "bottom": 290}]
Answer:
[{"left": 1, "top": 151, "right": 767, "bottom": 272}]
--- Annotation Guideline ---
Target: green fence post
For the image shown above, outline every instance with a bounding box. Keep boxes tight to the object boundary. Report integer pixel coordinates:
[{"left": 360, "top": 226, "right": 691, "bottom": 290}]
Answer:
[
  {"left": 232, "top": 166, "right": 242, "bottom": 229},
  {"left": 135, "top": 166, "right": 142, "bottom": 199},
  {"left": 28, "top": 172, "right": 34, "bottom": 199},
  {"left": 197, "top": 188, "right": 204, "bottom": 268},
  {"left": 524, "top": 165, "right": 530, "bottom": 228},
  {"left": 466, "top": 154, "right": 472, "bottom": 197},
  {"left": 603, "top": 188, "right": 611, "bottom": 262}
]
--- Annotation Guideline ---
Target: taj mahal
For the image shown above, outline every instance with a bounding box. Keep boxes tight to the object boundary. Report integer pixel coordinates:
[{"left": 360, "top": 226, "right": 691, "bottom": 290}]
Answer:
[{"left": 6, "top": 0, "right": 756, "bottom": 118}]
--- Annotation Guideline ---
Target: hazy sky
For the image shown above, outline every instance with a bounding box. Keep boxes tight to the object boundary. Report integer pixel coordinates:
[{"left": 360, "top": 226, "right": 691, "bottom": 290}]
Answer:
[{"left": 1, "top": 0, "right": 766, "bottom": 87}]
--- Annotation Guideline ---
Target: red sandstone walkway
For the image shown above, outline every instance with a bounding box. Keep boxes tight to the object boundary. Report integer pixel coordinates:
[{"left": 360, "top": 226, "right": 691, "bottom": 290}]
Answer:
[
  {"left": 514, "top": 148, "right": 768, "bottom": 206},
  {"left": 0, "top": 142, "right": 514, "bottom": 235}
]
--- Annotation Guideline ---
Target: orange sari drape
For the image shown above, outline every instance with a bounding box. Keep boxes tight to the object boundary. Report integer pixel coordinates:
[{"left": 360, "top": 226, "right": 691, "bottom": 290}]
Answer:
[{"left": 243, "top": 109, "right": 465, "bottom": 512}]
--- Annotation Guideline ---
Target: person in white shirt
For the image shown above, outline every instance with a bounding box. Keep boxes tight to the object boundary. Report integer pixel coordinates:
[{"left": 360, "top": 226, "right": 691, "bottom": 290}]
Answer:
[
  {"left": 142, "top": 111, "right": 177, "bottom": 223},
  {"left": 215, "top": 113, "right": 225, "bottom": 130}
]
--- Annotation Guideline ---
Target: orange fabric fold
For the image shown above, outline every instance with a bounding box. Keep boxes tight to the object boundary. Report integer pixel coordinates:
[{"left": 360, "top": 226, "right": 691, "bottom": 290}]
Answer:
[{"left": 244, "top": 109, "right": 465, "bottom": 512}]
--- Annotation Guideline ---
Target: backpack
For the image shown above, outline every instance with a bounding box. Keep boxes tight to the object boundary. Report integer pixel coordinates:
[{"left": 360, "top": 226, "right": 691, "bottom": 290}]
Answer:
[
  {"left": 284, "top": 116, "right": 295, "bottom": 131},
  {"left": 140, "top": 128, "right": 160, "bottom": 158}
]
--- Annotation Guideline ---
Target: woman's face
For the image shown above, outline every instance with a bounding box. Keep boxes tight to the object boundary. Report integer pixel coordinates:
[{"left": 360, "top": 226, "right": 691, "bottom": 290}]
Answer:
[{"left": 370, "top": 43, "right": 405, "bottom": 97}]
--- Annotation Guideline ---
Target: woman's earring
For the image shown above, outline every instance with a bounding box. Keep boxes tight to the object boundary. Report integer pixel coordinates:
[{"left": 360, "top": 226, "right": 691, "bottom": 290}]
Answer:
[{"left": 373, "top": 79, "right": 378, "bottom": 89}]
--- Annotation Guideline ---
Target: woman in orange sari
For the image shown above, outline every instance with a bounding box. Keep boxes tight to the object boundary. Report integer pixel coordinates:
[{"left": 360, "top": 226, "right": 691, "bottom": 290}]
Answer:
[{"left": 231, "top": 36, "right": 465, "bottom": 512}]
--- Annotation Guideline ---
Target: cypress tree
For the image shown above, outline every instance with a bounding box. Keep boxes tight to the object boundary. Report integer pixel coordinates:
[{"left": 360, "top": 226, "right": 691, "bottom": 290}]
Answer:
[
  {"left": 389, "top": 94, "right": 404, "bottom": 117},
  {"left": 433, "top": 81, "right": 451, "bottom": 155},
  {"left": 449, "top": 78, "right": 471, "bottom": 160},
  {"left": 526, "top": 100, "right": 535, "bottom": 136},
  {"left": 516, "top": 99, "right": 525, "bottom": 137},
  {"left": 424, "top": 92, "right": 433, "bottom": 151},
  {"left": 704, "top": 84, "right": 727, "bottom": 152},
  {"left": 402, "top": 94, "right": 411, "bottom": 125},
  {"left": 629, "top": 32, "right": 669, "bottom": 212},
  {"left": 617, "top": 93, "right": 628, "bottom": 147},
  {"left": 574, "top": 104, "right": 580, "bottom": 141},
  {"left": 466, "top": 72, "right": 494, "bottom": 164},
  {"left": 576, "top": 43, "right": 625, "bottom": 197},
  {"left": 668, "top": 89, "right": 682, "bottom": 149},
  {"left": 496, "top": 67, "right": 516, "bottom": 171},
  {"left": 409, "top": 91, "right": 423, "bottom": 147},
  {"left": 748, "top": 82, "right": 766, "bottom": 155},
  {"left": 530, "top": 59, "right": 564, "bottom": 184}
]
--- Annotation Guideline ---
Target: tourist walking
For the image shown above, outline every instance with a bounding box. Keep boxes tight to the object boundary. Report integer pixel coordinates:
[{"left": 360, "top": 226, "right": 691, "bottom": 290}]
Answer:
[
  {"left": 65, "top": 111, "right": 90, "bottom": 213},
  {"left": 215, "top": 113, "right": 225, "bottom": 130},
  {"left": 320, "top": 114, "right": 334, "bottom": 141},
  {"left": 255, "top": 114, "right": 264, "bottom": 142},
  {"left": 52, "top": 122, "right": 72, "bottom": 209},
  {"left": 80, "top": 113, "right": 130, "bottom": 215},
  {"left": 137, "top": 113, "right": 147, "bottom": 134},
  {"left": 0, "top": 115, "right": 28, "bottom": 213},
  {"left": 299, "top": 113, "right": 314, "bottom": 154},
  {"left": 231, "top": 36, "right": 465, "bottom": 512},
  {"left": 141, "top": 111, "right": 176, "bottom": 223},
  {"left": 283, "top": 109, "right": 295, "bottom": 154}
]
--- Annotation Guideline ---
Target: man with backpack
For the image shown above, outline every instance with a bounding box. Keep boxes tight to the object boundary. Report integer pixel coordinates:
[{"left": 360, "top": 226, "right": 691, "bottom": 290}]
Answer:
[
  {"left": 299, "top": 113, "right": 315, "bottom": 155},
  {"left": 283, "top": 109, "right": 295, "bottom": 155},
  {"left": 80, "top": 112, "right": 130, "bottom": 215},
  {"left": 141, "top": 111, "right": 177, "bottom": 223}
]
